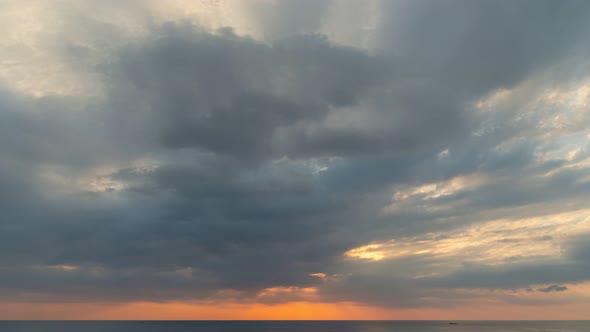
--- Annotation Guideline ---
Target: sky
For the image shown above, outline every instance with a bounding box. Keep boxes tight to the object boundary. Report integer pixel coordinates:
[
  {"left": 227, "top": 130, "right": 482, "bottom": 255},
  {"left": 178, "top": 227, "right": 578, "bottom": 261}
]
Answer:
[{"left": 1, "top": 0, "right": 590, "bottom": 320}]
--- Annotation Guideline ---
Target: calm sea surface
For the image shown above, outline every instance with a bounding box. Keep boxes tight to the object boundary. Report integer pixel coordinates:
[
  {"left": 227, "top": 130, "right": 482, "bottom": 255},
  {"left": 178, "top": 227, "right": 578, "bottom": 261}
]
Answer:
[{"left": 0, "top": 321, "right": 588, "bottom": 332}]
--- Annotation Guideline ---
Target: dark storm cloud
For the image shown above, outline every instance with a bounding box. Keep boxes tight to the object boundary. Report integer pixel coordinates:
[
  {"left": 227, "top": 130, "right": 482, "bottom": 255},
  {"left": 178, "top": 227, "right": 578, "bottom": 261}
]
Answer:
[
  {"left": 113, "top": 24, "right": 391, "bottom": 160},
  {"left": 0, "top": 25, "right": 395, "bottom": 300},
  {"left": 2, "top": 0, "right": 590, "bottom": 309}
]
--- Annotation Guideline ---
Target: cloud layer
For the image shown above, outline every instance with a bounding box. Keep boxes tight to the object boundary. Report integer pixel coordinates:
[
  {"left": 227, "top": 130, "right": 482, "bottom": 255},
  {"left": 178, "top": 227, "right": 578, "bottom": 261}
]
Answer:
[{"left": 1, "top": 0, "right": 590, "bottom": 313}]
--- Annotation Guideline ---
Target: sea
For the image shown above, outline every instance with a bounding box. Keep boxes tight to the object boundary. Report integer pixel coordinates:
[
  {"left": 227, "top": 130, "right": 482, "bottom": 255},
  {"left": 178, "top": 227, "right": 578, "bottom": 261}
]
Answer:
[{"left": 0, "top": 321, "right": 588, "bottom": 332}]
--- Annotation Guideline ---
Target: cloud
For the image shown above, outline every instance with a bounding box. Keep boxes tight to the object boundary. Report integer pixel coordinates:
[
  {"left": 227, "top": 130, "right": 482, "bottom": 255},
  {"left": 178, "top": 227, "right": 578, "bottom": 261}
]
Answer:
[
  {"left": 417, "top": 233, "right": 590, "bottom": 291},
  {"left": 110, "top": 23, "right": 392, "bottom": 161},
  {"left": 378, "top": 0, "right": 590, "bottom": 96},
  {"left": 1, "top": 0, "right": 590, "bottom": 313},
  {"left": 538, "top": 285, "right": 568, "bottom": 293}
]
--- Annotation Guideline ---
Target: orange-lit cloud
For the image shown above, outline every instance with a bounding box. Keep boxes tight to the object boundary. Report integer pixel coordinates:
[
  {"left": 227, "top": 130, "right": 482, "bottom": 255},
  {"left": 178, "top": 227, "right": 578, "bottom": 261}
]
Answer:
[{"left": 2, "top": 300, "right": 590, "bottom": 320}]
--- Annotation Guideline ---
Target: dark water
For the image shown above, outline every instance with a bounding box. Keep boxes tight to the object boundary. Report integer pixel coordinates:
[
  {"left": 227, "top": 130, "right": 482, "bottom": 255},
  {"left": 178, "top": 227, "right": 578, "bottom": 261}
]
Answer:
[{"left": 1, "top": 321, "right": 588, "bottom": 332}]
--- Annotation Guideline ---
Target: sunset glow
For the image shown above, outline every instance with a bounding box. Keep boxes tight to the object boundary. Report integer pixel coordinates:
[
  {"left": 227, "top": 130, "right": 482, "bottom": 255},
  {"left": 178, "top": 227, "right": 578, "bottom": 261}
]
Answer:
[{"left": 1, "top": 0, "right": 590, "bottom": 320}]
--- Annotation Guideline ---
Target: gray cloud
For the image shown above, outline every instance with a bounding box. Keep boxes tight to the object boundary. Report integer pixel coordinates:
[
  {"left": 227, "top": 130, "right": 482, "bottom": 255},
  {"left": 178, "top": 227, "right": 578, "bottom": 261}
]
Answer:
[
  {"left": 379, "top": 0, "right": 590, "bottom": 96},
  {"left": 538, "top": 285, "right": 568, "bottom": 293},
  {"left": 110, "top": 24, "right": 392, "bottom": 161},
  {"left": 1, "top": 0, "right": 590, "bottom": 310}
]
